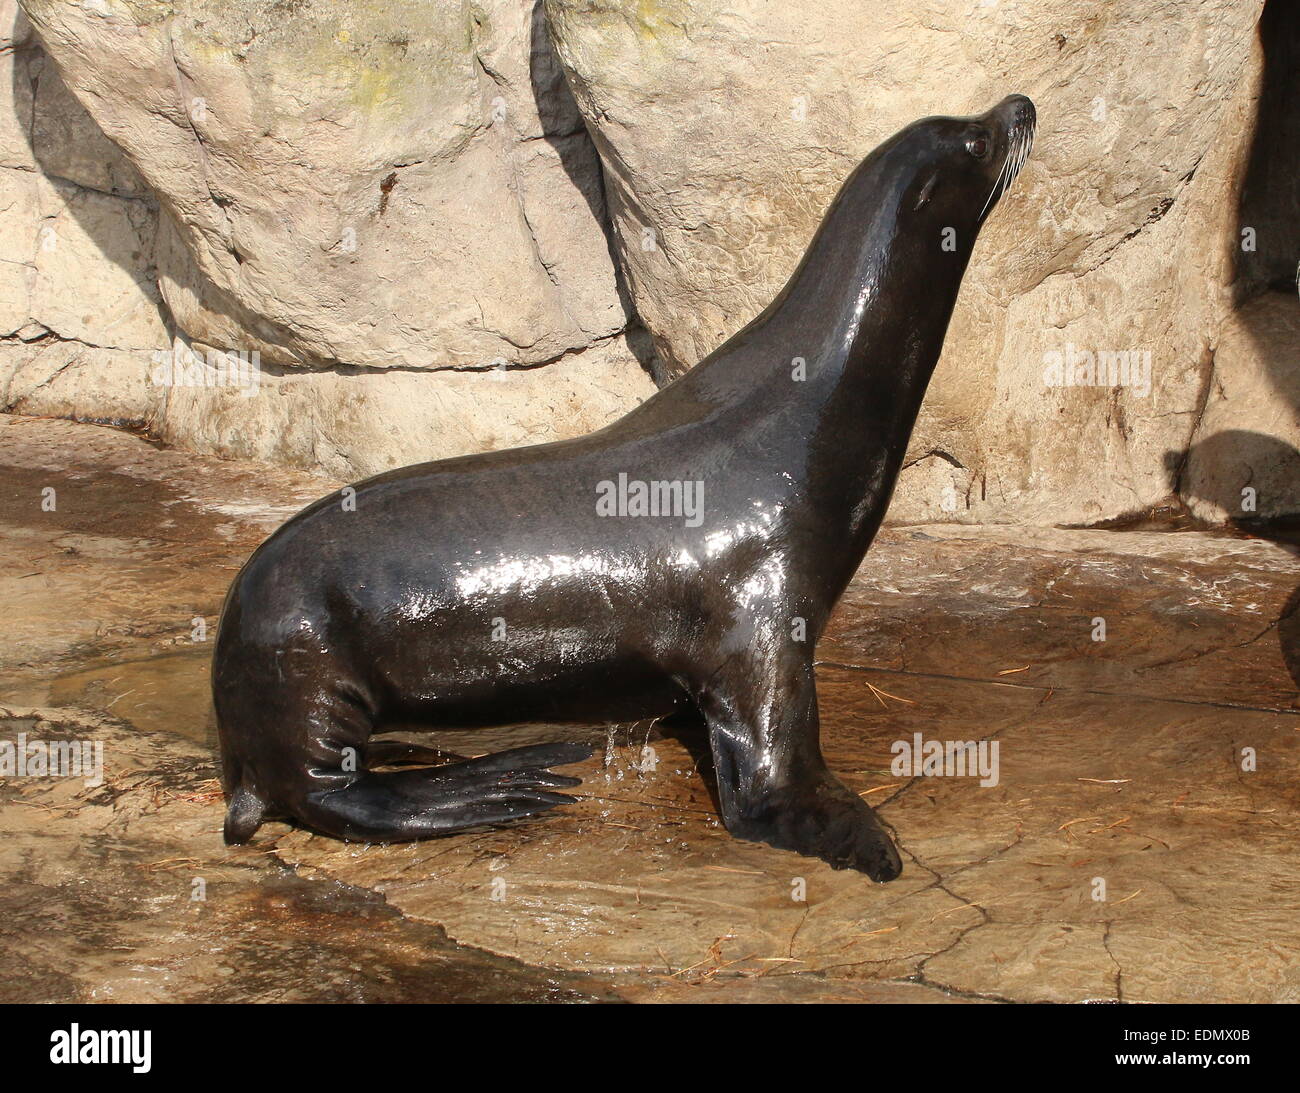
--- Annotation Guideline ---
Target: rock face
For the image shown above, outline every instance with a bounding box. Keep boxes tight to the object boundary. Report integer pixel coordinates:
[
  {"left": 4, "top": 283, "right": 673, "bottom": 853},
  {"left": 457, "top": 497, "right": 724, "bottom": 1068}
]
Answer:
[
  {"left": 2, "top": 0, "right": 1296, "bottom": 522},
  {"left": 154, "top": 331, "right": 658, "bottom": 478},
  {"left": 20, "top": 0, "right": 631, "bottom": 373},
  {"left": 545, "top": 0, "right": 1298, "bottom": 525},
  {"left": 0, "top": 1, "right": 166, "bottom": 426},
  {"left": 1181, "top": 293, "right": 1300, "bottom": 523},
  {"left": 6, "top": 0, "right": 656, "bottom": 472}
]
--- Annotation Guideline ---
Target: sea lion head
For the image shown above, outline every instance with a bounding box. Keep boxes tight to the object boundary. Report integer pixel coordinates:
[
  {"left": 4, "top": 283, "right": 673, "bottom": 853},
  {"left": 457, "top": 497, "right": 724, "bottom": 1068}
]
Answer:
[
  {"left": 805, "top": 94, "right": 1035, "bottom": 317},
  {"left": 895, "top": 94, "right": 1037, "bottom": 233},
  {"left": 763, "top": 97, "right": 1038, "bottom": 388},
  {"left": 708, "top": 96, "right": 1038, "bottom": 372}
]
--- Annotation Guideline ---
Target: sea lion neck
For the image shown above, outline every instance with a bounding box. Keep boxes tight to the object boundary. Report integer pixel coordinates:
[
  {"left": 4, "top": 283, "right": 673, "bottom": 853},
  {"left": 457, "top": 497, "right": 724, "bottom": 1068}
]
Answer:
[
  {"left": 660, "top": 136, "right": 986, "bottom": 590},
  {"left": 672, "top": 137, "right": 973, "bottom": 456},
  {"left": 766, "top": 139, "right": 971, "bottom": 388}
]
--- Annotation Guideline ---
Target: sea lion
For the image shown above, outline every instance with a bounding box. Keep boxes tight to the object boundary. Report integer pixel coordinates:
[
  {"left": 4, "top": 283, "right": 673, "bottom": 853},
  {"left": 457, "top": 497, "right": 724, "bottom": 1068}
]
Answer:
[{"left": 215, "top": 95, "right": 1036, "bottom": 881}]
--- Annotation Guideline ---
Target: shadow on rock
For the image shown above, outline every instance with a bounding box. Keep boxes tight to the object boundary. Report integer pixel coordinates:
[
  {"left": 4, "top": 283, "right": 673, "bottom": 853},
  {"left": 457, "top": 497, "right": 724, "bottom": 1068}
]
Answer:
[{"left": 1167, "top": 431, "right": 1300, "bottom": 691}]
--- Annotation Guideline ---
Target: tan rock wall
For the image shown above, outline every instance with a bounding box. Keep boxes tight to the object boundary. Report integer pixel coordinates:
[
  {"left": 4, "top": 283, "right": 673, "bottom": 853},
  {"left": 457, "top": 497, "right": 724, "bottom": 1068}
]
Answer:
[
  {"left": 3, "top": 0, "right": 1296, "bottom": 522},
  {"left": 545, "top": 0, "right": 1296, "bottom": 524}
]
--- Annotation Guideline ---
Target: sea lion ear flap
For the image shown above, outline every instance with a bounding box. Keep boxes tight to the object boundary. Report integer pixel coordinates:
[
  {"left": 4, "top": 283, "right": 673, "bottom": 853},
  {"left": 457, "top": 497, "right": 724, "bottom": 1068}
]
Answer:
[{"left": 913, "top": 172, "right": 938, "bottom": 211}]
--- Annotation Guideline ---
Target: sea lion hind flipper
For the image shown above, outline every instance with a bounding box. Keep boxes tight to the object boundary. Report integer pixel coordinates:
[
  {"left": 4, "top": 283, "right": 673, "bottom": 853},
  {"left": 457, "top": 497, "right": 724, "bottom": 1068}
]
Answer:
[
  {"left": 433, "top": 741, "right": 592, "bottom": 778},
  {"left": 295, "top": 744, "right": 592, "bottom": 842},
  {"left": 366, "top": 738, "right": 470, "bottom": 768}
]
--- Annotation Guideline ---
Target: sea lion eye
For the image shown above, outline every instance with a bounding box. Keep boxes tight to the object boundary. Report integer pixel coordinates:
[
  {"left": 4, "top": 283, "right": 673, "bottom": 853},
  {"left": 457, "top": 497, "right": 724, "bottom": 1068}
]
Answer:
[{"left": 966, "top": 136, "right": 989, "bottom": 159}]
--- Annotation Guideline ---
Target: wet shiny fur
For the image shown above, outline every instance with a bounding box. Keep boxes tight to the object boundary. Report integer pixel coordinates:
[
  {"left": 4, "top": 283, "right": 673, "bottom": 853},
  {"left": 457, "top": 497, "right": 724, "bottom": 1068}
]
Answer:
[{"left": 215, "top": 96, "right": 1036, "bottom": 880}]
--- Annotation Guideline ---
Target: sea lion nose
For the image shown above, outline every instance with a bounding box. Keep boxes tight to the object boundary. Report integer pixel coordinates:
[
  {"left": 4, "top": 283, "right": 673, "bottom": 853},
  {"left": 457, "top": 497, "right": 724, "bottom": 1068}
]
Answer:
[{"left": 990, "top": 93, "right": 1036, "bottom": 130}]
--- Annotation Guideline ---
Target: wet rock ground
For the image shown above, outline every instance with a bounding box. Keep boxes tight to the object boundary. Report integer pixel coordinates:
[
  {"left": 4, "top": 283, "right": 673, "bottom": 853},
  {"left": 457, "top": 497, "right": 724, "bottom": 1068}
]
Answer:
[{"left": 1, "top": 415, "right": 1296, "bottom": 1003}]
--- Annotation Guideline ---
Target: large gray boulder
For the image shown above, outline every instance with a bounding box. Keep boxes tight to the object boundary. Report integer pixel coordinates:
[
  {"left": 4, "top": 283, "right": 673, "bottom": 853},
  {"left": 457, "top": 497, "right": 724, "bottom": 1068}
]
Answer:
[{"left": 20, "top": 0, "right": 633, "bottom": 372}]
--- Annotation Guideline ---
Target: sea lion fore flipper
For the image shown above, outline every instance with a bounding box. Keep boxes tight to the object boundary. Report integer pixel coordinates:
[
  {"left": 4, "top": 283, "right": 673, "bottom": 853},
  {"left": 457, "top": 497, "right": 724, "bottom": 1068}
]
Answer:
[{"left": 698, "top": 654, "right": 902, "bottom": 881}]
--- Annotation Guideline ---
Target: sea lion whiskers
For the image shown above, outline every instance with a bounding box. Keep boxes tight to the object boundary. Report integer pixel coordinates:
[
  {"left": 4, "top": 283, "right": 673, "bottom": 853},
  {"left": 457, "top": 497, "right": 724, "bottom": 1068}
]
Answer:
[
  {"left": 978, "top": 142, "right": 1014, "bottom": 220},
  {"left": 979, "top": 111, "right": 1035, "bottom": 220}
]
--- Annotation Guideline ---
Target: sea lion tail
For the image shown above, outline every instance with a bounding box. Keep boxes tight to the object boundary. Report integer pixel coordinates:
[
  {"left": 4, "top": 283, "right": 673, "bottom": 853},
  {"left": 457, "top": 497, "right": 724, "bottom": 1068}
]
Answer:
[{"left": 223, "top": 781, "right": 267, "bottom": 845}]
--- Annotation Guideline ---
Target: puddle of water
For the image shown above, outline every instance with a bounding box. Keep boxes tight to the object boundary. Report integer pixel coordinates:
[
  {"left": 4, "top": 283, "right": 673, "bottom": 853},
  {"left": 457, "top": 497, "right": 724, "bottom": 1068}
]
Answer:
[
  {"left": 38, "top": 652, "right": 648, "bottom": 757},
  {"left": 45, "top": 646, "right": 217, "bottom": 747}
]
